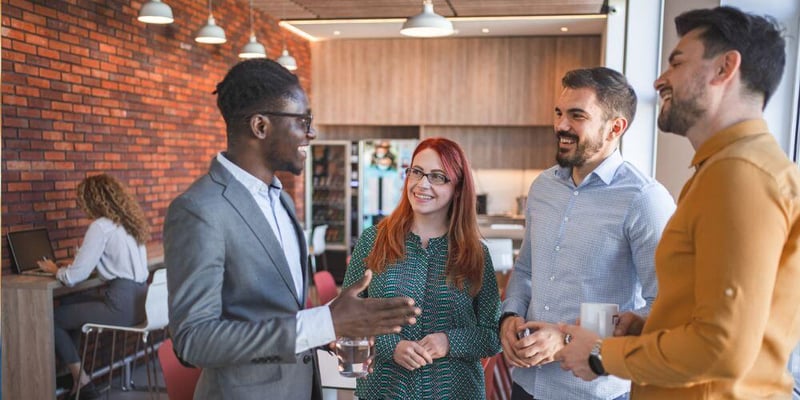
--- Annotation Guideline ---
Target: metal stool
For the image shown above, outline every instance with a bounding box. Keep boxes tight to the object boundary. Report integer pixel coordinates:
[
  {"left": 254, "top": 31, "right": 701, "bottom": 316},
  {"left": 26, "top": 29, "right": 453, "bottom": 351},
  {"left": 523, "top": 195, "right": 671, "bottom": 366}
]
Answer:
[{"left": 78, "top": 269, "right": 169, "bottom": 399}]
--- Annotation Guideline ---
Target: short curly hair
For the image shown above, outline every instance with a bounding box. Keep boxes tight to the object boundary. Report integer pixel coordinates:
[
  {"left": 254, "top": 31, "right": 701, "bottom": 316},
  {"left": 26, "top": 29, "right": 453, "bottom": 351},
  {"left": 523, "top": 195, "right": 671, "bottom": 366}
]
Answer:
[
  {"left": 214, "top": 59, "right": 301, "bottom": 133},
  {"left": 77, "top": 174, "right": 150, "bottom": 244}
]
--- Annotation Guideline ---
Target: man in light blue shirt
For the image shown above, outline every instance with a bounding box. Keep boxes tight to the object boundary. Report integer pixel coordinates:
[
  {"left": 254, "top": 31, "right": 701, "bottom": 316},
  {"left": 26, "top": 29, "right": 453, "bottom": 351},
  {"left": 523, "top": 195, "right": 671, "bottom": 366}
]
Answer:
[{"left": 500, "top": 67, "right": 675, "bottom": 400}]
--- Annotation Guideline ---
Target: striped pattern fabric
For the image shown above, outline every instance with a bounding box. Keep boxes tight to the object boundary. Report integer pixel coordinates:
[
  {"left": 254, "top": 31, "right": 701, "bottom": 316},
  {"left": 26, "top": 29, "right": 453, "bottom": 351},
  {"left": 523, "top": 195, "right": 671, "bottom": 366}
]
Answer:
[{"left": 343, "top": 226, "right": 502, "bottom": 400}]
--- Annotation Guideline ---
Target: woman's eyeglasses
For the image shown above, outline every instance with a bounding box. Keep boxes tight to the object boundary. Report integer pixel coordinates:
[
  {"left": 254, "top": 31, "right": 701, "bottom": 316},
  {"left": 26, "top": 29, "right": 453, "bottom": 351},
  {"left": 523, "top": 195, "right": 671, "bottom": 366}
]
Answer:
[
  {"left": 405, "top": 167, "right": 451, "bottom": 185},
  {"left": 255, "top": 110, "right": 313, "bottom": 134}
]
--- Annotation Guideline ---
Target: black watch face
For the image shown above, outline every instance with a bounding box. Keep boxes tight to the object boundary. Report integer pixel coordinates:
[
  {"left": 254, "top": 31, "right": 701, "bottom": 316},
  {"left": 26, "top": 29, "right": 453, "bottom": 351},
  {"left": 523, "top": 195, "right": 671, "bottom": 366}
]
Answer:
[{"left": 589, "top": 355, "right": 606, "bottom": 376}]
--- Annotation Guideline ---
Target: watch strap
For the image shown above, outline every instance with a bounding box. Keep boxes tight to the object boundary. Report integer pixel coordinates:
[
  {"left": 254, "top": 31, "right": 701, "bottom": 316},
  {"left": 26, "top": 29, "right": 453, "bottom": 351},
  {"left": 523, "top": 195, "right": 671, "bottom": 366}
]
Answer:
[{"left": 498, "top": 312, "right": 520, "bottom": 334}]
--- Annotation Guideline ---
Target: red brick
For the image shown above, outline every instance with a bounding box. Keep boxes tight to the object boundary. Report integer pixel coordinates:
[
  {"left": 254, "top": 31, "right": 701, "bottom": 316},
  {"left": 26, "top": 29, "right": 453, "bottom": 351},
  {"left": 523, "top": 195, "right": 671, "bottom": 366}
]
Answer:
[
  {"left": 4, "top": 95, "right": 28, "bottom": 106},
  {"left": 8, "top": 182, "right": 33, "bottom": 191},
  {"left": 14, "top": 63, "right": 39, "bottom": 75},
  {"left": 23, "top": 32, "right": 48, "bottom": 47},
  {"left": 17, "top": 108, "right": 41, "bottom": 118},
  {"left": 59, "top": 32, "right": 80, "bottom": 45},
  {"left": 38, "top": 67, "right": 61, "bottom": 80},
  {"left": 27, "top": 76, "right": 50, "bottom": 88},
  {"left": 37, "top": 47, "right": 59, "bottom": 60},
  {"left": 4, "top": 118, "right": 29, "bottom": 128}
]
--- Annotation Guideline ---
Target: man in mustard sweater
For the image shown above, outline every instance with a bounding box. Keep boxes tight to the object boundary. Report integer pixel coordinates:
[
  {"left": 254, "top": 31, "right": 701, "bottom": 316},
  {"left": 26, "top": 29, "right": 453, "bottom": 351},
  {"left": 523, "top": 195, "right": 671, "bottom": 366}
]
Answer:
[{"left": 556, "top": 6, "right": 800, "bottom": 399}]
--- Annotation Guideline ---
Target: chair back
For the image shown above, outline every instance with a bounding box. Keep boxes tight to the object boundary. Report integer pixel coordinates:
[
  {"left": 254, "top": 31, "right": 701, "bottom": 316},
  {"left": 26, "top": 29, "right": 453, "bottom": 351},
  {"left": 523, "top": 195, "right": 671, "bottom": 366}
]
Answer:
[
  {"left": 142, "top": 269, "right": 169, "bottom": 331},
  {"left": 311, "top": 225, "right": 328, "bottom": 256},
  {"left": 313, "top": 270, "right": 338, "bottom": 305},
  {"left": 484, "top": 238, "right": 514, "bottom": 273},
  {"left": 494, "top": 354, "right": 512, "bottom": 399},
  {"left": 483, "top": 353, "right": 512, "bottom": 400},
  {"left": 483, "top": 355, "right": 496, "bottom": 397},
  {"left": 158, "top": 338, "right": 201, "bottom": 400}
]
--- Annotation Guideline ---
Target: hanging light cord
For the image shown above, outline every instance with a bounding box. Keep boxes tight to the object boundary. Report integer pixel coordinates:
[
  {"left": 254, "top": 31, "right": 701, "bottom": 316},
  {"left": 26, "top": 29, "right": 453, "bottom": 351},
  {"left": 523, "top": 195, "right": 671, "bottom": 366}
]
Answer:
[
  {"left": 249, "top": 0, "right": 255, "bottom": 35},
  {"left": 207, "top": 0, "right": 212, "bottom": 18}
]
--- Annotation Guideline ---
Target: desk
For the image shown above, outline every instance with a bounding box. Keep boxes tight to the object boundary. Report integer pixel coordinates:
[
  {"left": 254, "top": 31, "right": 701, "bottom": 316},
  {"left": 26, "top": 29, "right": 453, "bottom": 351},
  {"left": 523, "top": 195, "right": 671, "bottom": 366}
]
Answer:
[
  {"left": 2, "top": 275, "right": 105, "bottom": 399},
  {"left": 1, "top": 252, "right": 165, "bottom": 400}
]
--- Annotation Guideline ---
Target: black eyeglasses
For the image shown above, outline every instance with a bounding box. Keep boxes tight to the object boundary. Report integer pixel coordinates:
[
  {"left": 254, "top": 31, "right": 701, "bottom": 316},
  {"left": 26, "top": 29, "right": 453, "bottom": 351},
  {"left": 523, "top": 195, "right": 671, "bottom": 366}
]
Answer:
[
  {"left": 405, "top": 167, "right": 451, "bottom": 185},
  {"left": 256, "top": 110, "right": 313, "bottom": 134}
]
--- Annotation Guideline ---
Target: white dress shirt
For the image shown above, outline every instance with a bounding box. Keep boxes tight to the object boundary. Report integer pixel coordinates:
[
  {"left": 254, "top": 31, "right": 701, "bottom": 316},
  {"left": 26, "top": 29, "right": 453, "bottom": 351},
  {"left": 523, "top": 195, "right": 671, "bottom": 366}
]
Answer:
[{"left": 57, "top": 217, "right": 148, "bottom": 286}]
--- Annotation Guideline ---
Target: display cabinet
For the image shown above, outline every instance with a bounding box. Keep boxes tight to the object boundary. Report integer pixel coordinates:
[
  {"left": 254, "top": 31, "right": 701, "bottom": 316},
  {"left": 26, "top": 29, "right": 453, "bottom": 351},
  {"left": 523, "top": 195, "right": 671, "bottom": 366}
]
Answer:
[{"left": 305, "top": 141, "right": 352, "bottom": 253}]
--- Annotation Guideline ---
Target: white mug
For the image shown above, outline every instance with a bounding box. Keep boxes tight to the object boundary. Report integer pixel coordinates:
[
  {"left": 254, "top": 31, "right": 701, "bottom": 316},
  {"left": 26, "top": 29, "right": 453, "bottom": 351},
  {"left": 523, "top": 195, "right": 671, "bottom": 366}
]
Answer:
[{"left": 580, "top": 302, "right": 619, "bottom": 337}]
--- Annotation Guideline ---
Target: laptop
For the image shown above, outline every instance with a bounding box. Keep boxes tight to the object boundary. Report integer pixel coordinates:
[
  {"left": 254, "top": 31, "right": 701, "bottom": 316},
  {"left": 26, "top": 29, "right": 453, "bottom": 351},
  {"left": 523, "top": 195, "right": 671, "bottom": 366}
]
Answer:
[{"left": 7, "top": 228, "right": 57, "bottom": 276}]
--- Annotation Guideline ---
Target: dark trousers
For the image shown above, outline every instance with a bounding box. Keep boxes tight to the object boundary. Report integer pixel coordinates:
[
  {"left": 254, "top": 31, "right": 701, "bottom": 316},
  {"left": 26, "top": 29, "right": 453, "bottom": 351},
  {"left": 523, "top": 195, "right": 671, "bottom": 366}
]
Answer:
[
  {"left": 54, "top": 278, "right": 147, "bottom": 364},
  {"left": 512, "top": 382, "right": 630, "bottom": 400}
]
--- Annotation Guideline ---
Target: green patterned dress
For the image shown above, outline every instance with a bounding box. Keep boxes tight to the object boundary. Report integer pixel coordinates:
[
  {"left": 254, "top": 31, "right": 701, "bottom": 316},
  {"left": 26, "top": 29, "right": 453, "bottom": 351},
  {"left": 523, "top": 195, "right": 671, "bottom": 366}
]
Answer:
[{"left": 342, "top": 226, "right": 502, "bottom": 400}]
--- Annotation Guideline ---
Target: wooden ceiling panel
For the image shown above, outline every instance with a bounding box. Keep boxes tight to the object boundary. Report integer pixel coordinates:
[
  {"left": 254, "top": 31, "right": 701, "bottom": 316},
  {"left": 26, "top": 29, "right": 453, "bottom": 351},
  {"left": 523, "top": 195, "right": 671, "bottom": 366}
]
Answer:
[
  {"left": 253, "top": 0, "right": 606, "bottom": 20},
  {"left": 447, "top": 0, "right": 605, "bottom": 17}
]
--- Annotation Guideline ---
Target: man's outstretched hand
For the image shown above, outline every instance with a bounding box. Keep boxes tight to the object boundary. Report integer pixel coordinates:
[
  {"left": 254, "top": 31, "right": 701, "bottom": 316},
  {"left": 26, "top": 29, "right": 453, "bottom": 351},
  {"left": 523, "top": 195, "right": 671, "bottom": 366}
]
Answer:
[{"left": 329, "top": 270, "right": 421, "bottom": 338}]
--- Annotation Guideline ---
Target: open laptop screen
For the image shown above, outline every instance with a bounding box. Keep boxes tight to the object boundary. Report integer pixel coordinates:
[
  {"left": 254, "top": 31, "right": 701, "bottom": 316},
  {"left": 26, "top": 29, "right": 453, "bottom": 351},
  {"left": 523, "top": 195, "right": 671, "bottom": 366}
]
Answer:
[{"left": 7, "top": 228, "right": 56, "bottom": 274}]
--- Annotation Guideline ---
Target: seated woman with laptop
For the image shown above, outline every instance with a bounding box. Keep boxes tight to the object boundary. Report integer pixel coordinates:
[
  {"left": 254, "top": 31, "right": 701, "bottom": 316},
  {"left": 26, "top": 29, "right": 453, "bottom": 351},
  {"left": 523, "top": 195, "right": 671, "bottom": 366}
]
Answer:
[{"left": 37, "top": 174, "right": 150, "bottom": 399}]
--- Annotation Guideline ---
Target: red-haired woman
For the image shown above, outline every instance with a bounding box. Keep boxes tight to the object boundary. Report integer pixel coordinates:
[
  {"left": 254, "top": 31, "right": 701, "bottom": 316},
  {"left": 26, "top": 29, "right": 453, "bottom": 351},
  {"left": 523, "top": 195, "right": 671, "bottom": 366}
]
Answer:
[{"left": 342, "top": 137, "right": 501, "bottom": 399}]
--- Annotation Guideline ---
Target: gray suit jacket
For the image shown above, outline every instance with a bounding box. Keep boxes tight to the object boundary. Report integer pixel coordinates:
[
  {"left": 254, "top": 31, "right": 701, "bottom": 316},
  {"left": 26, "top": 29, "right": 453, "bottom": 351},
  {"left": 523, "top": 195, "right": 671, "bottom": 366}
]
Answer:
[{"left": 164, "top": 158, "right": 320, "bottom": 400}]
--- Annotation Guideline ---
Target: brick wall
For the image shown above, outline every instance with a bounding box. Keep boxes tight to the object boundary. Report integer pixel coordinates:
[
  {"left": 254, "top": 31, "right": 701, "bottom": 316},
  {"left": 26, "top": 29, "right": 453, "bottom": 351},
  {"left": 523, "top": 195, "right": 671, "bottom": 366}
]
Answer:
[{"left": 1, "top": 0, "right": 311, "bottom": 273}]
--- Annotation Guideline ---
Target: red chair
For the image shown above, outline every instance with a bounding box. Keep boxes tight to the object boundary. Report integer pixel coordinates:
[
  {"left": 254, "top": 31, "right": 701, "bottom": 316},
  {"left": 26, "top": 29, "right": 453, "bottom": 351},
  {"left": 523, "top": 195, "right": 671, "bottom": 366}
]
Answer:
[
  {"left": 313, "top": 270, "right": 339, "bottom": 305},
  {"left": 158, "top": 338, "right": 201, "bottom": 400},
  {"left": 495, "top": 354, "right": 513, "bottom": 399},
  {"left": 483, "top": 353, "right": 513, "bottom": 400},
  {"left": 483, "top": 355, "right": 499, "bottom": 399}
]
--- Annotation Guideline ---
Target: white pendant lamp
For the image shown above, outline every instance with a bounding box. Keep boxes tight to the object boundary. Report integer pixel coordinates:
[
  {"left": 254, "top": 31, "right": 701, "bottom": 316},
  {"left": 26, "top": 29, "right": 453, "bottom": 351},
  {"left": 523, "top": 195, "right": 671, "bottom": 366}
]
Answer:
[
  {"left": 239, "top": 0, "right": 266, "bottom": 59},
  {"left": 276, "top": 47, "right": 297, "bottom": 71},
  {"left": 195, "top": 0, "right": 226, "bottom": 44},
  {"left": 240, "top": 35, "right": 267, "bottom": 59},
  {"left": 138, "top": 0, "right": 174, "bottom": 24},
  {"left": 400, "top": 0, "right": 454, "bottom": 38}
]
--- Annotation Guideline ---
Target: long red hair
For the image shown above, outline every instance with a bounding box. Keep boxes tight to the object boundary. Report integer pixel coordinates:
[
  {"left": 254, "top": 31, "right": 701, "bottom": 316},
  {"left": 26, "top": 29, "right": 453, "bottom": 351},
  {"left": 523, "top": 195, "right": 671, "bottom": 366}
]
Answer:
[{"left": 363, "top": 137, "right": 485, "bottom": 296}]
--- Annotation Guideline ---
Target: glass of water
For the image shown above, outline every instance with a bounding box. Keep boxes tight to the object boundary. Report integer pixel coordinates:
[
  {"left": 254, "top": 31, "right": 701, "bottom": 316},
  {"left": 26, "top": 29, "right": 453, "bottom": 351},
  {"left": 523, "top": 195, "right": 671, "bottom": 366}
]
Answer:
[{"left": 335, "top": 337, "right": 373, "bottom": 378}]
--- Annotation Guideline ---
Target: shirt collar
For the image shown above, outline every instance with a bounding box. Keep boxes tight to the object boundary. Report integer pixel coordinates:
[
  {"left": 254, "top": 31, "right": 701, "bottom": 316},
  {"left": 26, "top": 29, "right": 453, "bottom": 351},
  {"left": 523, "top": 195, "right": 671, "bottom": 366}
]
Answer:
[
  {"left": 690, "top": 119, "right": 769, "bottom": 168},
  {"left": 554, "top": 149, "right": 623, "bottom": 186},
  {"left": 216, "top": 152, "right": 282, "bottom": 196}
]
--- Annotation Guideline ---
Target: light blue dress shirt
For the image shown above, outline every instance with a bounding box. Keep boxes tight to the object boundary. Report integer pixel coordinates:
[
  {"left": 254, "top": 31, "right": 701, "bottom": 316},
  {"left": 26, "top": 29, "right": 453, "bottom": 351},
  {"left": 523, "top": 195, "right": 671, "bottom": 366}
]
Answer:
[
  {"left": 503, "top": 150, "right": 675, "bottom": 400},
  {"left": 217, "top": 153, "right": 335, "bottom": 354}
]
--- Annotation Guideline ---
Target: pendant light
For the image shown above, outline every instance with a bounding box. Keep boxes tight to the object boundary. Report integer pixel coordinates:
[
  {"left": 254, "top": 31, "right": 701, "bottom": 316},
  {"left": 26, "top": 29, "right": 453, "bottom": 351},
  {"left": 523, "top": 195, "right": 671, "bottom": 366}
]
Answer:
[
  {"left": 239, "top": 0, "right": 266, "bottom": 59},
  {"left": 138, "top": 0, "right": 174, "bottom": 24},
  {"left": 276, "top": 46, "right": 297, "bottom": 71},
  {"left": 400, "top": 0, "right": 454, "bottom": 38},
  {"left": 195, "top": 0, "right": 226, "bottom": 44}
]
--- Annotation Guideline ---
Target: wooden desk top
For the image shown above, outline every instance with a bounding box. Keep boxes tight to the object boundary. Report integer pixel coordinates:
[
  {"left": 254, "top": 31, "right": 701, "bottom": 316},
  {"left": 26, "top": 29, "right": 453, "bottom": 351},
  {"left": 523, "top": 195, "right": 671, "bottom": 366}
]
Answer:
[{"left": 2, "top": 247, "right": 165, "bottom": 296}]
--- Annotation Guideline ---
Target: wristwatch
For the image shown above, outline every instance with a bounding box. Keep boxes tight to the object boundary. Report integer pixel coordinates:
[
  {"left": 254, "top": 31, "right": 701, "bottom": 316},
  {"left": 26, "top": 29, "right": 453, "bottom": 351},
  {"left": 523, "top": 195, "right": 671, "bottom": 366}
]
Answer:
[
  {"left": 588, "top": 340, "right": 608, "bottom": 376},
  {"left": 498, "top": 312, "right": 519, "bottom": 334}
]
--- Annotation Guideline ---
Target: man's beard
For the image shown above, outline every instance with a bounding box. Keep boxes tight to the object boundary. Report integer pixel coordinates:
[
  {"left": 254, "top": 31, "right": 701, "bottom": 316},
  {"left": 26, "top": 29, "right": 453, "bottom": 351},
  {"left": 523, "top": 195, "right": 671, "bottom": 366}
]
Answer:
[
  {"left": 657, "top": 84, "right": 707, "bottom": 136},
  {"left": 556, "top": 130, "right": 603, "bottom": 168}
]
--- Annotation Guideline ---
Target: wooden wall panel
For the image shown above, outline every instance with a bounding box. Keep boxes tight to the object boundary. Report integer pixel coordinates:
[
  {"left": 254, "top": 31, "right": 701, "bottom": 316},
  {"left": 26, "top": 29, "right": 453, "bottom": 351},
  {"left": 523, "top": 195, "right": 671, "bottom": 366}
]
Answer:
[
  {"left": 422, "top": 126, "right": 554, "bottom": 169},
  {"left": 552, "top": 36, "right": 605, "bottom": 104},
  {"left": 316, "top": 125, "right": 419, "bottom": 141},
  {"left": 312, "top": 36, "right": 601, "bottom": 126}
]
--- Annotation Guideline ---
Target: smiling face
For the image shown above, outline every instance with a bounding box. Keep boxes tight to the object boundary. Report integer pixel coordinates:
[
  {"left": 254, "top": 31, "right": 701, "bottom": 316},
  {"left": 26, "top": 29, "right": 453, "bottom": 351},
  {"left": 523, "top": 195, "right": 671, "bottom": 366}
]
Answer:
[
  {"left": 553, "top": 87, "right": 615, "bottom": 170},
  {"left": 262, "top": 86, "right": 315, "bottom": 175},
  {"left": 406, "top": 148, "right": 455, "bottom": 220},
  {"left": 655, "top": 28, "right": 714, "bottom": 136}
]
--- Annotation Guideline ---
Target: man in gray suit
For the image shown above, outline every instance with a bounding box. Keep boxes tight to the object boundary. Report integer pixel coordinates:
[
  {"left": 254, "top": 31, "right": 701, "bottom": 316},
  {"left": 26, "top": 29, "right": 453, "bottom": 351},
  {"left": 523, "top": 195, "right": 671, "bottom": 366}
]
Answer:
[{"left": 164, "top": 59, "right": 420, "bottom": 400}]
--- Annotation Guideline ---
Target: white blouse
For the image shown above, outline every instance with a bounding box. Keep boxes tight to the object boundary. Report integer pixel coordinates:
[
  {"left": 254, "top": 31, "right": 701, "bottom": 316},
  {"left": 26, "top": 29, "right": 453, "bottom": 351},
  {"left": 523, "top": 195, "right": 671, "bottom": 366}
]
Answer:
[{"left": 57, "top": 217, "right": 148, "bottom": 286}]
